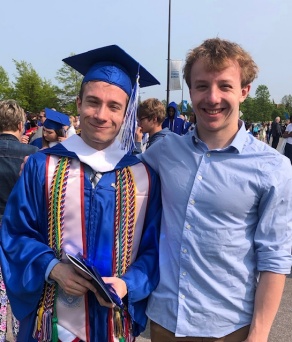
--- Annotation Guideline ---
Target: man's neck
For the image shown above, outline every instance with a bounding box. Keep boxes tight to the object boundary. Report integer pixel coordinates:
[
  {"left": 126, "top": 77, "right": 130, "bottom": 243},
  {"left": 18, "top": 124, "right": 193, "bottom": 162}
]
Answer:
[
  {"left": 1, "top": 130, "right": 21, "bottom": 141},
  {"left": 197, "top": 123, "right": 240, "bottom": 150},
  {"left": 149, "top": 126, "right": 163, "bottom": 138}
]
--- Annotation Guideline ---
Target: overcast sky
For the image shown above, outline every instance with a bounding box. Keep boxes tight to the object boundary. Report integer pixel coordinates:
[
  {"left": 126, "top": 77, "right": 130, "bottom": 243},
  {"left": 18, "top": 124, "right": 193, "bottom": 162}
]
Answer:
[{"left": 1, "top": 0, "right": 291, "bottom": 107}]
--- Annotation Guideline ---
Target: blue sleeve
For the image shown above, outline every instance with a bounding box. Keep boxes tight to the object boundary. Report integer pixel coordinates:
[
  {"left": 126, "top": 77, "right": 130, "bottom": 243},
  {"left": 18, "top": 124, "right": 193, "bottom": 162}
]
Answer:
[
  {"left": 132, "top": 142, "right": 142, "bottom": 155},
  {"left": 255, "top": 156, "right": 292, "bottom": 274},
  {"left": 0, "top": 153, "right": 56, "bottom": 320}
]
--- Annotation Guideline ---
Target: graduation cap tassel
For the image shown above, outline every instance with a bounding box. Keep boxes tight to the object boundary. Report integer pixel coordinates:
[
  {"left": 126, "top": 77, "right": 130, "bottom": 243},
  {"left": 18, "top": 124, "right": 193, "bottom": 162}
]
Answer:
[{"left": 120, "top": 72, "right": 140, "bottom": 152}]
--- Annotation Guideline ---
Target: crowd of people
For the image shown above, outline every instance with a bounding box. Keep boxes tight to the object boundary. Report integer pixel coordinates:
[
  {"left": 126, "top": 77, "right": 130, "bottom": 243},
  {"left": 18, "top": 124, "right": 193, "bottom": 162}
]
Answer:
[{"left": 0, "top": 37, "right": 291, "bottom": 342}]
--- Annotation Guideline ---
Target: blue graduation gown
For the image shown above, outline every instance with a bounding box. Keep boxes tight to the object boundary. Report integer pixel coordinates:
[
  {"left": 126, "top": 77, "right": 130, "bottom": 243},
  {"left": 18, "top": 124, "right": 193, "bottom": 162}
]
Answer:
[{"left": 0, "top": 144, "right": 161, "bottom": 341}]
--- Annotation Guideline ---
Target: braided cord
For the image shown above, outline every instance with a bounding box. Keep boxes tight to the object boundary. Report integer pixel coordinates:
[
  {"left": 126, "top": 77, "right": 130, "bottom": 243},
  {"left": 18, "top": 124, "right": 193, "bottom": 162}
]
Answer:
[
  {"left": 115, "top": 168, "right": 136, "bottom": 277},
  {"left": 33, "top": 157, "right": 71, "bottom": 342},
  {"left": 112, "top": 167, "right": 137, "bottom": 341}
]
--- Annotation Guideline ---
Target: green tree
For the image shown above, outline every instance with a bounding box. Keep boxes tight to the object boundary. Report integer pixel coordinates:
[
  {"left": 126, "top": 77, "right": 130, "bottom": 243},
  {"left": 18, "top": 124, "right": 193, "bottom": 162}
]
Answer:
[
  {"left": 55, "top": 54, "right": 83, "bottom": 115},
  {"left": 37, "top": 80, "right": 61, "bottom": 111},
  {"left": 253, "top": 85, "right": 273, "bottom": 122},
  {"left": 240, "top": 95, "right": 255, "bottom": 122},
  {"left": 281, "top": 95, "right": 292, "bottom": 115},
  {"left": 270, "top": 107, "right": 284, "bottom": 121},
  {"left": 13, "top": 60, "right": 60, "bottom": 113},
  {"left": 161, "top": 99, "right": 167, "bottom": 108},
  {"left": 0, "top": 66, "right": 14, "bottom": 100},
  {"left": 13, "top": 60, "right": 43, "bottom": 111}
]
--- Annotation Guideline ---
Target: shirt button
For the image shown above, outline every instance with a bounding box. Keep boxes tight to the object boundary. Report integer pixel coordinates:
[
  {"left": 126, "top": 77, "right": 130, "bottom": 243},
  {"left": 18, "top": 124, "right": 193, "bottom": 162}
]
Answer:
[
  {"left": 185, "top": 224, "right": 191, "bottom": 230},
  {"left": 182, "top": 248, "right": 188, "bottom": 253},
  {"left": 180, "top": 294, "right": 185, "bottom": 299},
  {"left": 189, "top": 199, "right": 195, "bottom": 205},
  {"left": 182, "top": 271, "right": 187, "bottom": 276},
  {"left": 197, "top": 175, "right": 202, "bottom": 180},
  {"left": 206, "top": 153, "right": 211, "bottom": 157}
]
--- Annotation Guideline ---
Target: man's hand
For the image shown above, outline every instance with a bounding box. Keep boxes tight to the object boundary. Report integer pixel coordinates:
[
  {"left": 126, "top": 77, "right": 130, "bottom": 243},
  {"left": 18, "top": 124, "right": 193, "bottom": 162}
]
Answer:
[
  {"left": 93, "top": 276, "right": 127, "bottom": 309},
  {"left": 58, "top": 136, "right": 67, "bottom": 143},
  {"left": 49, "top": 262, "right": 97, "bottom": 297},
  {"left": 135, "top": 126, "right": 143, "bottom": 143},
  {"left": 20, "top": 135, "right": 29, "bottom": 144}
]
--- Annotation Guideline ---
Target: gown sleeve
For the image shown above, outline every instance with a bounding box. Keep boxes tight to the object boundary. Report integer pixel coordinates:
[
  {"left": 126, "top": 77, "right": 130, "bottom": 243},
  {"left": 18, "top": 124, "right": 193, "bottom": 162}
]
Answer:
[{"left": 0, "top": 152, "right": 56, "bottom": 320}]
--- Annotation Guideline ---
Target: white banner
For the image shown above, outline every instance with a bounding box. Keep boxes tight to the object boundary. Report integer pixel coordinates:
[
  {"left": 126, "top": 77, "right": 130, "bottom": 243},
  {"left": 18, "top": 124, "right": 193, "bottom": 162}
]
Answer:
[{"left": 169, "top": 60, "right": 182, "bottom": 90}]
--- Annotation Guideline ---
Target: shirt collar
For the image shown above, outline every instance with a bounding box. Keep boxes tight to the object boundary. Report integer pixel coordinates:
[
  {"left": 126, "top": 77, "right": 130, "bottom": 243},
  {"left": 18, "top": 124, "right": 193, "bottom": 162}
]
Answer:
[{"left": 192, "top": 120, "right": 247, "bottom": 153}]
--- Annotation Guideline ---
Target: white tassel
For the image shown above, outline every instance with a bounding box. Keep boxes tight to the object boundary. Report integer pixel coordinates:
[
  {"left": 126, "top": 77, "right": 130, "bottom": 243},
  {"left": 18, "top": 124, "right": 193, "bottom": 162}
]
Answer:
[{"left": 121, "top": 73, "right": 140, "bottom": 152}]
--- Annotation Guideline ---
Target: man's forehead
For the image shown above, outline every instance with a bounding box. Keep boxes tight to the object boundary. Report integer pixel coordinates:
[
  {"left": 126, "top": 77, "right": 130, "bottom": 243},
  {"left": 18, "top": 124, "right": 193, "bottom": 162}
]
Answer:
[
  {"left": 83, "top": 81, "right": 128, "bottom": 102},
  {"left": 192, "top": 57, "right": 240, "bottom": 72},
  {"left": 191, "top": 59, "right": 242, "bottom": 81}
]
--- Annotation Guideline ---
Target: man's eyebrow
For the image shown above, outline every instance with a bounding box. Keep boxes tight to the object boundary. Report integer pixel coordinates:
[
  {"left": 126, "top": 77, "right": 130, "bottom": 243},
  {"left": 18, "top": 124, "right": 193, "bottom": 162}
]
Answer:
[{"left": 85, "top": 95, "right": 124, "bottom": 107}]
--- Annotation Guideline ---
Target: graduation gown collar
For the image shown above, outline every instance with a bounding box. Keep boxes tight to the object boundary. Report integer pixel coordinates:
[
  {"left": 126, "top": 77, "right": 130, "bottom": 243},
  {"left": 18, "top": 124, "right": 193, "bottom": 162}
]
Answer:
[{"left": 41, "top": 134, "right": 140, "bottom": 172}]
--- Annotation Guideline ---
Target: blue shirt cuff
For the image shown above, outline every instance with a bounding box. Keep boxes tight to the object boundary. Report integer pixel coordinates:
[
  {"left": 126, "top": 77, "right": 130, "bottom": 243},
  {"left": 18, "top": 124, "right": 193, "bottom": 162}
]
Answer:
[{"left": 45, "top": 259, "right": 60, "bottom": 283}]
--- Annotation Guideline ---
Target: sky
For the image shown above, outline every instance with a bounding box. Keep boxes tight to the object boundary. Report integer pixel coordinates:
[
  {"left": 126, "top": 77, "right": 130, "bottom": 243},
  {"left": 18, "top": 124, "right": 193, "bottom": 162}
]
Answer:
[{"left": 1, "top": 0, "right": 292, "bottom": 107}]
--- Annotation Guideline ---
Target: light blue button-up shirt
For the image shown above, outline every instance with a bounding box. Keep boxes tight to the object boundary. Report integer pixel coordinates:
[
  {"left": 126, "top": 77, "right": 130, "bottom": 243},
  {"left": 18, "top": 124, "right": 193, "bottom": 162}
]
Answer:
[{"left": 140, "top": 121, "right": 292, "bottom": 338}]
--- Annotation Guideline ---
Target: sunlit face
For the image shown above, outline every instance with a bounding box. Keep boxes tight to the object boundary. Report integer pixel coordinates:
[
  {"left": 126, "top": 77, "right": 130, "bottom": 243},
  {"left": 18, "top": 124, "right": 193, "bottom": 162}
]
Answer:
[
  {"left": 43, "top": 127, "right": 58, "bottom": 142},
  {"left": 38, "top": 111, "right": 46, "bottom": 124},
  {"left": 168, "top": 107, "right": 175, "bottom": 118},
  {"left": 77, "top": 81, "right": 128, "bottom": 150},
  {"left": 137, "top": 116, "right": 154, "bottom": 134},
  {"left": 189, "top": 59, "right": 250, "bottom": 139},
  {"left": 189, "top": 112, "right": 195, "bottom": 123}
]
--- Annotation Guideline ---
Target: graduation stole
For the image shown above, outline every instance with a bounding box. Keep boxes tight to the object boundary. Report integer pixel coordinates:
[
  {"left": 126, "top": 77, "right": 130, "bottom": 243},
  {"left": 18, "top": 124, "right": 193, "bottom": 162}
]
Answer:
[
  {"left": 33, "top": 156, "right": 73, "bottom": 342},
  {"left": 109, "top": 163, "right": 151, "bottom": 342},
  {"left": 33, "top": 155, "right": 150, "bottom": 342}
]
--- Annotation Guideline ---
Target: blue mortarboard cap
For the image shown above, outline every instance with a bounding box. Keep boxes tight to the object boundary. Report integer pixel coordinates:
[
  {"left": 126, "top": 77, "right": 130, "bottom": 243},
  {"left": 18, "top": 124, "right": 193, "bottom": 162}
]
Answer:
[
  {"left": 44, "top": 108, "right": 70, "bottom": 130},
  {"left": 62, "top": 45, "right": 160, "bottom": 96}
]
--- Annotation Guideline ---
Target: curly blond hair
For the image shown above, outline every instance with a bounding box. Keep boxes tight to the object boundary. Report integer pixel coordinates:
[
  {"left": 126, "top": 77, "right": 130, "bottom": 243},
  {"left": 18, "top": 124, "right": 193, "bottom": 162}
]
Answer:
[{"left": 183, "top": 38, "right": 258, "bottom": 89}]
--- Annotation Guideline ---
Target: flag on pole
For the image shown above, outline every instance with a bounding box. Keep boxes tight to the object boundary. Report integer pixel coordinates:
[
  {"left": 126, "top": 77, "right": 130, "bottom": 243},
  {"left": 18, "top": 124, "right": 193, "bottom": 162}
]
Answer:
[
  {"left": 169, "top": 60, "right": 182, "bottom": 90},
  {"left": 182, "top": 100, "right": 188, "bottom": 112}
]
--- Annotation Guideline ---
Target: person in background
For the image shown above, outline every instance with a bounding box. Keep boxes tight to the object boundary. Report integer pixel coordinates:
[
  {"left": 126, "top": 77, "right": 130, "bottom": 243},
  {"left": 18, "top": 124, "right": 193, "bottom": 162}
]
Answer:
[
  {"left": 0, "top": 45, "right": 161, "bottom": 342},
  {"left": 259, "top": 123, "right": 266, "bottom": 142},
  {"left": 186, "top": 111, "right": 196, "bottom": 132},
  {"left": 24, "top": 112, "right": 38, "bottom": 140},
  {"left": 162, "top": 101, "right": 185, "bottom": 135},
  {"left": 245, "top": 122, "right": 253, "bottom": 135},
  {"left": 271, "top": 116, "right": 282, "bottom": 149},
  {"left": 67, "top": 115, "right": 77, "bottom": 137},
  {"left": 29, "top": 109, "right": 46, "bottom": 144},
  {"left": 282, "top": 115, "right": 292, "bottom": 164},
  {"left": 30, "top": 108, "right": 70, "bottom": 149},
  {"left": 140, "top": 37, "right": 292, "bottom": 342},
  {"left": 134, "top": 98, "right": 172, "bottom": 153},
  {"left": 266, "top": 121, "right": 270, "bottom": 144},
  {"left": 0, "top": 100, "right": 39, "bottom": 342},
  {"left": 179, "top": 113, "right": 193, "bottom": 133}
]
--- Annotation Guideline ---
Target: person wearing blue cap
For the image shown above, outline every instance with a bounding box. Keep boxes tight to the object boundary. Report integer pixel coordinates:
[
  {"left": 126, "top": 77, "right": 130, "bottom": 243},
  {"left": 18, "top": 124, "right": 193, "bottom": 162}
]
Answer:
[
  {"left": 31, "top": 108, "right": 70, "bottom": 149},
  {"left": 0, "top": 45, "right": 161, "bottom": 342}
]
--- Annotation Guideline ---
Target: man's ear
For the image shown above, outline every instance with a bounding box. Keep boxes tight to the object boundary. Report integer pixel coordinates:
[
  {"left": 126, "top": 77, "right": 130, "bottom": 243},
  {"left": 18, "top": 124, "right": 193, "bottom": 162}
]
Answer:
[
  {"left": 76, "top": 96, "right": 82, "bottom": 114},
  {"left": 18, "top": 121, "right": 24, "bottom": 133},
  {"left": 240, "top": 84, "right": 251, "bottom": 103}
]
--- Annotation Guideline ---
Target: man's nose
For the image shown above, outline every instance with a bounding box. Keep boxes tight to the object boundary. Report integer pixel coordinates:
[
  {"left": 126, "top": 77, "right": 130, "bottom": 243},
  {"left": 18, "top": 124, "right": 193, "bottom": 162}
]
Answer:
[
  {"left": 206, "top": 86, "right": 220, "bottom": 104},
  {"left": 94, "top": 105, "right": 108, "bottom": 120}
]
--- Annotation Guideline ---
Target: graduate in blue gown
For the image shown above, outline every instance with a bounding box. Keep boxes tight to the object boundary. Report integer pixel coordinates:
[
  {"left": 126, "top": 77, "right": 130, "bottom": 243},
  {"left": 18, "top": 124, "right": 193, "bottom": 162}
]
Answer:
[{"left": 0, "top": 45, "right": 161, "bottom": 342}]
